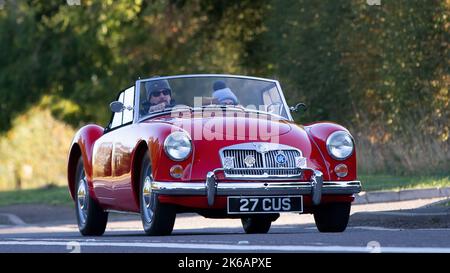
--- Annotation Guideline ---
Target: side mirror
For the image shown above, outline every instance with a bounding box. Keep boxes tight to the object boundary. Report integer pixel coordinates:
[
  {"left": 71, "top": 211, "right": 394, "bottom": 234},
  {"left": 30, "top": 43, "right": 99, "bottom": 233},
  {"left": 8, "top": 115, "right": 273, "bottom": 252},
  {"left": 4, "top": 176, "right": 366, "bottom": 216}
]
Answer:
[
  {"left": 110, "top": 101, "right": 125, "bottom": 113},
  {"left": 289, "top": 102, "right": 307, "bottom": 113}
]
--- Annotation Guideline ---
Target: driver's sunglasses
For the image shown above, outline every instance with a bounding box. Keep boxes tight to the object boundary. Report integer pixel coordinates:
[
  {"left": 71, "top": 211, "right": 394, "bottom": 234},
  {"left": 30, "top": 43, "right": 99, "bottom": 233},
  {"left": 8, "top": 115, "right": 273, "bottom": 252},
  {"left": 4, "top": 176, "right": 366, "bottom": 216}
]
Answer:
[{"left": 150, "top": 89, "right": 170, "bottom": 97}]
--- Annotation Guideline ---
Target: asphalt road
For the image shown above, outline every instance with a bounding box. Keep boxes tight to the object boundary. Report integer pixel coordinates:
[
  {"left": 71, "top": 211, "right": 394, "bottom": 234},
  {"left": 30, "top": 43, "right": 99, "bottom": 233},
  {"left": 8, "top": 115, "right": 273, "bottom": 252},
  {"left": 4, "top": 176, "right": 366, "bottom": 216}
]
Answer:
[{"left": 0, "top": 198, "right": 449, "bottom": 253}]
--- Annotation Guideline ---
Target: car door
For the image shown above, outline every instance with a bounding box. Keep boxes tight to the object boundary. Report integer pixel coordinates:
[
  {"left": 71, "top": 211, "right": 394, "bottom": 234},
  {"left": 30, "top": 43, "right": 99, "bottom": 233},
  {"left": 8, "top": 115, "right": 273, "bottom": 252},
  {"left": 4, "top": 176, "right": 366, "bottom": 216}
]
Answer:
[
  {"left": 92, "top": 87, "right": 135, "bottom": 208},
  {"left": 110, "top": 86, "right": 137, "bottom": 210}
]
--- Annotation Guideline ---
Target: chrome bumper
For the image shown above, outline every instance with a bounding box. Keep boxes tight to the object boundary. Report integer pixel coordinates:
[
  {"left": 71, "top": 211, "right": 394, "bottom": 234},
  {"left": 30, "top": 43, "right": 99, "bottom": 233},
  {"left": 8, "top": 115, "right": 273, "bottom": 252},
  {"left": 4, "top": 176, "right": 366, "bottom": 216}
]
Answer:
[{"left": 151, "top": 168, "right": 361, "bottom": 207}]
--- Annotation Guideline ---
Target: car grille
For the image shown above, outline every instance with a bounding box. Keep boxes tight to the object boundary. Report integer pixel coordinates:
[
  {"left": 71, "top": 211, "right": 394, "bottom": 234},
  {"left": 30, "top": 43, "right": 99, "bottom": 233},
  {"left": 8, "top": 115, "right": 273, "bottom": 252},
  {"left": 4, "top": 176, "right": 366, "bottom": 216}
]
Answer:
[{"left": 222, "top": 149, "right": 301, "bottom": 177}]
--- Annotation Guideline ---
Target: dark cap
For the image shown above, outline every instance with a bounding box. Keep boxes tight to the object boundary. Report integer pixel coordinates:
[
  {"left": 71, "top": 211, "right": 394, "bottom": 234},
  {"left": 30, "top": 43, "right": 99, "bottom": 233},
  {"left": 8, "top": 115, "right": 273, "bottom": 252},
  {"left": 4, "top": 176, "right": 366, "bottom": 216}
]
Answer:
[
  {"left": 145, "top": 79, "right": 172, "bottom": 97},
  {"left": 213, "top": 80, "right": 227, "bottom": 91}
]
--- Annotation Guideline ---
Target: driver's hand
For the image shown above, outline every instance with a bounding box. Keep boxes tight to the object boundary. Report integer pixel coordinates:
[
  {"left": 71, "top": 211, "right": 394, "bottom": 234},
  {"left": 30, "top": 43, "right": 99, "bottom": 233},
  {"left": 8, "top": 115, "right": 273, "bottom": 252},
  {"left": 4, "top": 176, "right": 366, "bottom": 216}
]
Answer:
[{"left": 148, "top": 103, "right": 166, "bottom": 113}]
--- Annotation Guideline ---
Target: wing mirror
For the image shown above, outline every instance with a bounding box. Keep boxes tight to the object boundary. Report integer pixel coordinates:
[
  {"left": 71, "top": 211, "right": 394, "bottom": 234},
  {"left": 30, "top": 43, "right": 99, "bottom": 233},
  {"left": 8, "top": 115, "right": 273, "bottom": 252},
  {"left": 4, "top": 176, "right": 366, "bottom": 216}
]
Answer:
[
  {"left": 110, "top": 101, "right": 125, "bottom": 113},
  {"left": 289, "top": 102, "right": 307, "bottom": 113},
  {"left": 110, "top": 101, "right": 134, "bottom": 113}
]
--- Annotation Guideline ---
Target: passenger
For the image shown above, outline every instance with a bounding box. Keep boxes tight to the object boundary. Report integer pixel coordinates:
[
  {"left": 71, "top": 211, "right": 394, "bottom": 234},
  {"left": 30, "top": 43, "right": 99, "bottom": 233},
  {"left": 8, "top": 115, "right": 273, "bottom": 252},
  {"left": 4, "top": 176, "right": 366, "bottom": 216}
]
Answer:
[{"left": 211, "top": 81, "right": 239, "bottom": 106}]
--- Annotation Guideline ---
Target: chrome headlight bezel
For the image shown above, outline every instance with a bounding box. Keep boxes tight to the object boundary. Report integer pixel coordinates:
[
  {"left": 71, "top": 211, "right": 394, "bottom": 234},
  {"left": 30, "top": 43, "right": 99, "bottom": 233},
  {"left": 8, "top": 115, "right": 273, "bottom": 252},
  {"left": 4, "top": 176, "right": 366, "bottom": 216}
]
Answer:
[
  {"left": 163, "top": 131, "right": 192, "bottom": 161},
  {"left": 326, "top": 131, "right": 354, "bottom": 160}
]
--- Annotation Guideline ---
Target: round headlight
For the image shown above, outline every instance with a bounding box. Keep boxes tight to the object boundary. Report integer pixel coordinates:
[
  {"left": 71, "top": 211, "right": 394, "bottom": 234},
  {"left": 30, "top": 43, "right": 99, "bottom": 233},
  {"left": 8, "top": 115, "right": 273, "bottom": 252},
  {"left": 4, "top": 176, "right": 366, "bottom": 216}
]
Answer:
[
  {"left": 164, "top": 131, "right": 192, "bottom": 161},
  {"left": 326, "top": 131, "right": 354, "bottom": 160}
]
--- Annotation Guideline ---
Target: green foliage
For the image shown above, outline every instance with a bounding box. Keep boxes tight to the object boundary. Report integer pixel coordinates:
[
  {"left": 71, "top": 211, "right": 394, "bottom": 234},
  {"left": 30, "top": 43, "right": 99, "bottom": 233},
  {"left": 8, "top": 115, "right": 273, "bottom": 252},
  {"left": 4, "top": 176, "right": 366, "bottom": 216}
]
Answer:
[
  {"left": 0, "top": 185, "right": 71, "bottom": 206},
  {"left": 255, "top": 0, "right": 449, "bottom": 175},
  {"left": 0, "top": 105, "right": 75, "bottom": 190},
  {"left": 0, "top": 0, "right": 448, "bottom": 180}
]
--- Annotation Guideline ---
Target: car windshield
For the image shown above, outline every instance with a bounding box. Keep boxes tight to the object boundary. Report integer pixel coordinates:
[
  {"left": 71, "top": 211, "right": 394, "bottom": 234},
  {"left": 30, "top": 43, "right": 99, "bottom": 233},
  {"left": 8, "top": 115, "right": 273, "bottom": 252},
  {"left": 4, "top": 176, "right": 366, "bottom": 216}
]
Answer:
[{"left": 138, "top": 76, "right": 289, "bottom": 120}]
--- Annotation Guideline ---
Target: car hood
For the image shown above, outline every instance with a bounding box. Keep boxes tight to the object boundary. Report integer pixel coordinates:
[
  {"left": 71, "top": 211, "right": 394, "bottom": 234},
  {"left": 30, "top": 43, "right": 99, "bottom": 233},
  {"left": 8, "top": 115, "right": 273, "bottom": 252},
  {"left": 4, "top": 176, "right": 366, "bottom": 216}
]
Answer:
[
  {"left": 147, "top": 112, "right": 292, "bottom": 139},
  {"left": 145, "top": 112, "right": 328, "bottom": 180}
]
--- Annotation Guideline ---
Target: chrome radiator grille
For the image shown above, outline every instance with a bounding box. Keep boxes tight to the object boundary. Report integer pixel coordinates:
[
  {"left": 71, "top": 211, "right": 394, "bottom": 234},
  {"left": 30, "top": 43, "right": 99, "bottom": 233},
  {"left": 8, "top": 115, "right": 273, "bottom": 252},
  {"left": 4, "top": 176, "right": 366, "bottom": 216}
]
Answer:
[
  {"left": 223, "top": 149, "right": 265, "bottom": 176},
  {"left": 220, "top": 143, "right": 303, "bottom": 178},
  {"left": 264, "top": 150, "right": 300, "bottom": 175}
]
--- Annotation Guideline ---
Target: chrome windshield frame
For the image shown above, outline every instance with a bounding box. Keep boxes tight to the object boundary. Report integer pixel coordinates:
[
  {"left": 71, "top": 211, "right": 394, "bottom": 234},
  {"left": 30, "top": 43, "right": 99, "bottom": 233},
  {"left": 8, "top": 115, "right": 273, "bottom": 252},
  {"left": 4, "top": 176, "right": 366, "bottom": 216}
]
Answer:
[{"left": 133, "top": 74, "right": 294, "bottom": 124}]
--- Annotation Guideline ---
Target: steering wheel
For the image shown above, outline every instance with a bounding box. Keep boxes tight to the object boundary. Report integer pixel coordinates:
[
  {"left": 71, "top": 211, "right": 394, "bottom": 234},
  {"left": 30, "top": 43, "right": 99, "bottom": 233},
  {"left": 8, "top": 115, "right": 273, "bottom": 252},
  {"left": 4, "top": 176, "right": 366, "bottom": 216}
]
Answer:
[{"left": 267, "top": 102, "right": 283, "bottom": 116}]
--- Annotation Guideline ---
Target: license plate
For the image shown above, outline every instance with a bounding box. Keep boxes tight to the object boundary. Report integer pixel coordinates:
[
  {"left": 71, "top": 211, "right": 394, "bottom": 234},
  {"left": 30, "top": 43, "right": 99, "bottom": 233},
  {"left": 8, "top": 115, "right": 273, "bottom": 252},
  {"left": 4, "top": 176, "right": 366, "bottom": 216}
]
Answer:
[{"left": 227, "top": 195, "right": 303, "bottom": 214}]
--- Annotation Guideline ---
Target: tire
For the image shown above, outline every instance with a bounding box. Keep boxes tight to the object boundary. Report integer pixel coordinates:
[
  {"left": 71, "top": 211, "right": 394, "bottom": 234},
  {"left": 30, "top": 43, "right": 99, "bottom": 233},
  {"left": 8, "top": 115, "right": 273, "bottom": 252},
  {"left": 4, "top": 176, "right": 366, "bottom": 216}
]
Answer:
[
  {"left": 241, "top": 216, "right": 272, "bottom": 234},
  {"left": 75, "top": 156, "right": 108, "bottom": 236},
  {"left": 313, "top": 202, "right": 351, "bottom": 232},
  {"left": 139, "top": 153, "right": 176, "bottom": 236}
]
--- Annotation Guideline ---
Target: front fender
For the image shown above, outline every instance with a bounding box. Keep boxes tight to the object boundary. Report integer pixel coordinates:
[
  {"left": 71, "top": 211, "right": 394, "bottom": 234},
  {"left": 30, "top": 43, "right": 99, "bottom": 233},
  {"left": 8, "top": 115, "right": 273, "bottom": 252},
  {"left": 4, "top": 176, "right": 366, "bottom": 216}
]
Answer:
[
  {"left": 305, "top": 122, "right": 357, "bottom": 181},
  {"left": 67, "top": 124, "right": 104, "bottom": 200}
]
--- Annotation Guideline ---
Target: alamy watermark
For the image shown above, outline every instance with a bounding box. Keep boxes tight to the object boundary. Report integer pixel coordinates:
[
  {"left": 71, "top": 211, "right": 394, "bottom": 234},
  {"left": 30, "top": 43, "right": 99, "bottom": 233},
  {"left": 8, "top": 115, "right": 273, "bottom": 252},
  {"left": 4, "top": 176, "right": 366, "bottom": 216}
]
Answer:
[
  {"left": 66, "top": 241, "right": 81, "bottom": 253},
  {"left": 168, "top": 97, "right": 282, "bottom": 143},
  {"left": 0, "top": 0, "right": 80, "bottom": 10},
  {"left": 367, "top": 0, "right": 381, "bottom": 6},
  {"left": 366, "top": 241, "right": 381, "bottom": 253},
  {"left": 66, "top": 0, "right": 81, "bottom": 6}
]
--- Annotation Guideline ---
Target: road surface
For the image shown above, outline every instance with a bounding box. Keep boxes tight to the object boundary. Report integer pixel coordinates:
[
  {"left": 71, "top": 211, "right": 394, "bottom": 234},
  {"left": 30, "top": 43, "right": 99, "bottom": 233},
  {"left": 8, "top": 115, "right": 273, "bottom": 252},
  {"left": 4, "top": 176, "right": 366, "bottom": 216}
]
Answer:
[{"left": 0, "top": 198, "right": 449, "bottom": 253}]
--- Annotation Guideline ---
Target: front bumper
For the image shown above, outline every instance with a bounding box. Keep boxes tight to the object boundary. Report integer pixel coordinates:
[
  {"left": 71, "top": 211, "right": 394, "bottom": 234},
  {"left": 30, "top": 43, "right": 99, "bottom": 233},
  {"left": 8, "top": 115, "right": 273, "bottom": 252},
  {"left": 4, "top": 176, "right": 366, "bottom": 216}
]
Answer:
[{"left": 151, "top": 168, "right": 361, "bottom": 207}]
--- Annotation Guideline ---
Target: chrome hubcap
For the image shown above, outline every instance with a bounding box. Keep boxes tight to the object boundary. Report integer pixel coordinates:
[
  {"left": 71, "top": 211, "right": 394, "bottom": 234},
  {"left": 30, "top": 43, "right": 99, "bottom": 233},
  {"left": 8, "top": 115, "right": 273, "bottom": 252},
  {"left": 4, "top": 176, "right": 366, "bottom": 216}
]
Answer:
[
  {"left": 142, "top": 175, "right": 154, "bottom": 223},
  {"left": 77, "top": 175, "right": 88, "bottom": 225}
]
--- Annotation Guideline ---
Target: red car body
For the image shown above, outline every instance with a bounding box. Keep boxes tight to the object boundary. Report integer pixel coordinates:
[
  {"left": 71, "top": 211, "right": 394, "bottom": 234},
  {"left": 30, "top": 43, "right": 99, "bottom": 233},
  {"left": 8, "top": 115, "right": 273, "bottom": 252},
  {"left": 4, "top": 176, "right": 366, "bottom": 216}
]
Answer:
[{"left": 67, "top": 74, "right": 361, "bottom": 235}]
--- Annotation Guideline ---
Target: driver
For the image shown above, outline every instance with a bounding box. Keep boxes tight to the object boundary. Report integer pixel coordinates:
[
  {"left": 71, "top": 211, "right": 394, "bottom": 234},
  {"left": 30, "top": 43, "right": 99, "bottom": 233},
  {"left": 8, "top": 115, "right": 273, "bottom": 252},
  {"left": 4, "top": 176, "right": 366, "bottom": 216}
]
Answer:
[
  {"left": 211, "top": 81, "right": 239, "bottom": 105},
  {"left": 142, "top": 78, "right": 176, "bottom": 114}
]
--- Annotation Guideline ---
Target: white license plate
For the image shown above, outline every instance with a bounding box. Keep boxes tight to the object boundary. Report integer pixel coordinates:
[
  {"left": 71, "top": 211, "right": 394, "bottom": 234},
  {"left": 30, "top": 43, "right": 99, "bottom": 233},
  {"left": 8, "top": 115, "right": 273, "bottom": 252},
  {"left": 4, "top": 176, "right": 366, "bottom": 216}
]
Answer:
[{"left": 227, "top": 195, "right": 303, "bottom": 214}]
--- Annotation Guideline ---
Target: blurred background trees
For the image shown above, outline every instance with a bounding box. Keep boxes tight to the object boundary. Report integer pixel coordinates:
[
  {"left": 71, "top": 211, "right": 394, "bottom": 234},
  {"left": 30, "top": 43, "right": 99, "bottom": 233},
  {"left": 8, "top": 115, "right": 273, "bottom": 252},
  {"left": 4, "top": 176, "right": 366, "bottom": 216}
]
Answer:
[{"left": 0, "top": 0, "right": 448, "bottom": 189}]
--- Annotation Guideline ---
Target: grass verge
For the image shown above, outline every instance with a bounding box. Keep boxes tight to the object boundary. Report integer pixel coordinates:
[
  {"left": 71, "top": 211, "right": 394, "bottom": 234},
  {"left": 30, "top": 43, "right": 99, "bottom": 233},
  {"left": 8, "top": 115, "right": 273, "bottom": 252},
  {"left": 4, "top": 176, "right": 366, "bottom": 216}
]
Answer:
[
  {"left": 0, "top": 176, "right": 449, "bottom": 207},
  {"left": 359, "top": 175, "right": 450, "bottom": 192},
  {"left": 0, "top": 185, "right": 72, "bottom": 207}
]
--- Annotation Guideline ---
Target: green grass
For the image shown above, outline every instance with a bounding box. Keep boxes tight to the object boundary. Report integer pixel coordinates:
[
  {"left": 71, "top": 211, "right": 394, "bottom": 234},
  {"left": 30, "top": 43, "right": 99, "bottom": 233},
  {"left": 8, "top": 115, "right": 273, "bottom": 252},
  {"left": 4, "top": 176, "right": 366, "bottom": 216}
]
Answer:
[
  {"left": 0, "top": 185, "right": 72, "bottom": 207},
  {"left": 0, "top": 176, "right": 449, "bottom": 207},
  {"left": 359, "top": 175, "right": 450, "bottom": 192}
]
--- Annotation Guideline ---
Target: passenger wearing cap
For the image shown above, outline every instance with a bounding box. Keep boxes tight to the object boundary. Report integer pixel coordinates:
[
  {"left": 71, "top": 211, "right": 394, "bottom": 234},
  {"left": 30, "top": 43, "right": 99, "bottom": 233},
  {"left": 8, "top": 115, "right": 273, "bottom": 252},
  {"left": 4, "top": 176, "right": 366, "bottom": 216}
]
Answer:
[
  {"left": 212, "top": 81, "right": 239, "bottom": 105},
  {"left": 142, "top": 78, "right": 175, "bottom": 114}
]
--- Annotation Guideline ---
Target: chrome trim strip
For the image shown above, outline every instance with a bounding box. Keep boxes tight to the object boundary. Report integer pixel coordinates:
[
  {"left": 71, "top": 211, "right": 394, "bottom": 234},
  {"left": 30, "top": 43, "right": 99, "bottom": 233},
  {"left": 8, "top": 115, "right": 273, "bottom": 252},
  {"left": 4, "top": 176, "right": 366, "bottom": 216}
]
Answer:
[
  {"left": 134, "top": 81, "right": 141, "bottom": 123},
  {"left": 311, "top": 170, "right": 323, "bottom": 205},
  {"left": 135, "top": 74, "right": 292, "bottom": 123},
  {"left": 139, "top": 74, "right": 279, "bottom": 84},
  {"left": 275, "top": 80, "right": 294, "bottom": 121},
  {"left": 206, "top": 171, "right": 217, "bottom": 206},
  {"left": 219, "top": 142, "right": 303, "bottom": 154},
  {"left": 151, "top": 180, "right": 361, "bottom": 196}
]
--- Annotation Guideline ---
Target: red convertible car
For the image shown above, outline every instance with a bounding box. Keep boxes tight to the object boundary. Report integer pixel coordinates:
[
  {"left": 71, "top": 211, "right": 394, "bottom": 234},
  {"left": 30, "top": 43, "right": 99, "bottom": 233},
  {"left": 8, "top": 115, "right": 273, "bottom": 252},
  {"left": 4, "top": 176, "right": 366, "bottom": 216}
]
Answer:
[{"left": 67, "top": 74, "right": 361, "bottom": 236}]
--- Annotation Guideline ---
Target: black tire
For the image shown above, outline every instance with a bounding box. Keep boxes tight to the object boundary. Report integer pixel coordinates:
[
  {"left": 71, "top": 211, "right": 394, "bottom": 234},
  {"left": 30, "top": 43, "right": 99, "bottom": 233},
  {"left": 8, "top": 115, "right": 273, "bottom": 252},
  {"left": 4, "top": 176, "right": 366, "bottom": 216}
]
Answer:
[
  {"left": 139, "top": 153, "right": 176, "bottom": 236},
  {"left": 241, "top": 216, "right": 272, "bottom": 234},
  {"left": 75, "top": 156, "right": 108, "bottom": 236},
  {"left": 313, "top": 202, "right": 351, "bottom": 232}
]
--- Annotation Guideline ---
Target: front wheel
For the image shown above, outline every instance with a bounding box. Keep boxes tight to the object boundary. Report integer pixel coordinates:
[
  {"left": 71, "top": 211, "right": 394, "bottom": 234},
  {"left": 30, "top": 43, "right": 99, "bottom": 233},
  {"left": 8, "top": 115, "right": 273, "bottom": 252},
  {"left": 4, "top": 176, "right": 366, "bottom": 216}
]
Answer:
[
  {"left": 313, "top": 202, "right": 351, "bottom": 232},
  {"left": 75, "top": 156, "right": 108, "bottom": 236},
  {"left": 140, "top": 153, "right": 176, "bottom": 236}
]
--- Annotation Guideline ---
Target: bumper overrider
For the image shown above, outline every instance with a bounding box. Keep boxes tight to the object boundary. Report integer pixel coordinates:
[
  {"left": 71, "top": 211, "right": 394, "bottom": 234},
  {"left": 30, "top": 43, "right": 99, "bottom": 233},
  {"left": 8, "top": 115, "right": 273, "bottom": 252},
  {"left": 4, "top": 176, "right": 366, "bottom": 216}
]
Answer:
[{"left": 151, "top": 168, "right": 362, "bottom": 207}]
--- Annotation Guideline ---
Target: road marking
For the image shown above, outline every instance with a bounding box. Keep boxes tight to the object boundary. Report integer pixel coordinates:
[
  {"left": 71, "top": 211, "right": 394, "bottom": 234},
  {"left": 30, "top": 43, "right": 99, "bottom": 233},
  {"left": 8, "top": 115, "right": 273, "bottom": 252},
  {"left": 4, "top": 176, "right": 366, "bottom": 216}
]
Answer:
[
  {"left": 363, "top": 211, "right": 449, "bottom": 216},
  {"left": 0, "top": 213, "right": 26, "bottom": 225},
  {"left": 0, "top": 240, "right": 449, "bottom": 253},
  {"left": 349, "top": 226, "right": 403, "bottom": 231}
]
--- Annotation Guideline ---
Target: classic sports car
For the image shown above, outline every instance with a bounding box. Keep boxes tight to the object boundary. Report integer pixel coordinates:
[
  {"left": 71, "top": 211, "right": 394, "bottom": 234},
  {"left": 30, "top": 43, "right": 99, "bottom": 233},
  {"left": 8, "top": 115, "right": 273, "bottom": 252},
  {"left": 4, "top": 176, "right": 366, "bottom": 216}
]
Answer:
[{"left": 67, "top": 74, "right": 361, "bottom": 236}]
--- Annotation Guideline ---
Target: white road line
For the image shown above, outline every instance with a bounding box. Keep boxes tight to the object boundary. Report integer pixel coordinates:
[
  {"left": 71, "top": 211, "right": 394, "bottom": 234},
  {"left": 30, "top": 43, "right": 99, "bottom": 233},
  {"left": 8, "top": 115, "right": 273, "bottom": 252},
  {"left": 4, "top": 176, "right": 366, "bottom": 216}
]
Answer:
[
  {"left": 363, "top": 211, "right": 449, "bottom": 216},
  {"left": 0, "top": 213, "right": 26, "bottom": 225},
  {"left": 0, "top": 240, "right": 449, "bottom": 253},
  {"left": 349, "top": 226, "right": 403, "bottom": 231}
]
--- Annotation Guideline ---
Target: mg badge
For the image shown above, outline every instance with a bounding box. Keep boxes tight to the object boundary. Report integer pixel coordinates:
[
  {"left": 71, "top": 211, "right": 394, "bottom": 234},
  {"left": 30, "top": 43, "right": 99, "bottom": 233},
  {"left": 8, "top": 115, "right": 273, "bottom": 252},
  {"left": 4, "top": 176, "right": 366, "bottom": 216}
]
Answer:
[
  {"left": 295, "top": 156, "right": 307, "bottom": 168},
  {"left": 244, "top": 155, "right": 256, "bottom": 167},
  {"left": 275, "top": 151, "right": 287, "bottom": 165},
  {"left": 223, "top": 156, "right": 234, "bottom": 169},
  {"left": 254, "top": 143, "right": 269, "bottom": 153}
]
